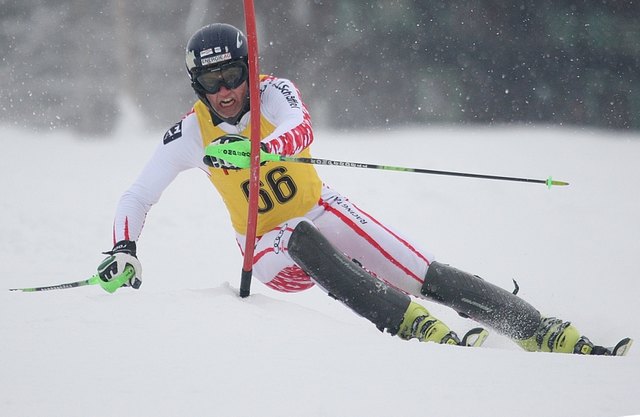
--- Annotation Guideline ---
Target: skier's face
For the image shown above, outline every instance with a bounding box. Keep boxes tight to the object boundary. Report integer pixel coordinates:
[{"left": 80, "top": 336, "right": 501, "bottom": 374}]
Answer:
[{"left": 206, "top": 81, "right": 248, "bottom": 119}]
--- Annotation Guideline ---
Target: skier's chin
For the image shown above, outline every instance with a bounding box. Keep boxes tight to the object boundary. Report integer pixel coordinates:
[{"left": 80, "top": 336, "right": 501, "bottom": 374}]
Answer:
[{"left": 214, "top": 101, "right": 243, "bottom": 119}]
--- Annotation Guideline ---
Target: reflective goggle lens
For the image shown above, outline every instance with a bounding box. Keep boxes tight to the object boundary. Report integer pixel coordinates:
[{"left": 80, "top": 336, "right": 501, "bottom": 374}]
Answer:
[{"left": 196, "top": 62, "right": 247, "bottom": 94}]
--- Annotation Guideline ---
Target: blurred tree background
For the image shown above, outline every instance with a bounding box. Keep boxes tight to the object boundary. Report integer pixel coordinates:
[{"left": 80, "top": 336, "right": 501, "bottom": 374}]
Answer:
[{"left": 1, "top": 0, "right": 639, "bottom": 135}]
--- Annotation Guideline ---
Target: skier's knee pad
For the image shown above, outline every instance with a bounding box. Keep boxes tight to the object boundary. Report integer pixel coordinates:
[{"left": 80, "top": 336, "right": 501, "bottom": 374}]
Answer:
[
  {"left": 421, "top": 261, "right": 541, "bottom": 339},
  {"left": 289, "top": 221, "right": 411, "bottom": 334}
]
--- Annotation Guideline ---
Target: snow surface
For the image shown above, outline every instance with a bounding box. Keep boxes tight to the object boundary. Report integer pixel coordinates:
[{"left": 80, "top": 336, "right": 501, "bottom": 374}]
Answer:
[{"left": 1, "top": 122, "right": 639, "bottom": 417}]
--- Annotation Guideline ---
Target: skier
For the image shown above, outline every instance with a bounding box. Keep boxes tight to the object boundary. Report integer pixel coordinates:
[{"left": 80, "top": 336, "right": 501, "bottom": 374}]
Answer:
[{"left": 98, "top": 23, "right": 629, "bottom": 355}]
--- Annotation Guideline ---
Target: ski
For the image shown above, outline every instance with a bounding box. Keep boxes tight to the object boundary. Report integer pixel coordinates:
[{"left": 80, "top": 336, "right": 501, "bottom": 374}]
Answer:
[{"left": 461, "top": 327, "right": 489, "bottom": 347}]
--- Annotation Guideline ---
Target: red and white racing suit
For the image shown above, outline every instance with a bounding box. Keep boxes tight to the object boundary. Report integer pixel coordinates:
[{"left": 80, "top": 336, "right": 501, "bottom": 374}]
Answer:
[{"left": 113, "top": 75, "right": 434, "bottom": 296}]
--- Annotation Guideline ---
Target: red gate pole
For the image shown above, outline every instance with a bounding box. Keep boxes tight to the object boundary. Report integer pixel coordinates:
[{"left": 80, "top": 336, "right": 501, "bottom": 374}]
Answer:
[{"left": 239, "top": 0, "right": 260, "bottom": 298}]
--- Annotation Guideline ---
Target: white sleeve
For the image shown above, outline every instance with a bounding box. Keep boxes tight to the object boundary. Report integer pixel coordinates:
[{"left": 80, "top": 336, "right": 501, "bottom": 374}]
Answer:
[
  {"left": 259, "top": 77, "right": 314, "bottom": 155},
  {"left": 112, "top": 113, "right": 205, "bottom": 243}
]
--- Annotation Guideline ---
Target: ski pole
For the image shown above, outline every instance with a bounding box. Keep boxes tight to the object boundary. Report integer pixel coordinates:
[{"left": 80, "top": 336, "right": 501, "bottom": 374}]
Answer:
[
  {"left": 10, "top": 276, "right": 100, "bottom": 292},
  {"left": 204, "top": 141, "right": 569, "bottom": 188},
  {"left": 277, "top": 155, "right": 567, "bottom": 188},
  {"left": 9, "top": 265, "right": 135, "bottom": 294}
]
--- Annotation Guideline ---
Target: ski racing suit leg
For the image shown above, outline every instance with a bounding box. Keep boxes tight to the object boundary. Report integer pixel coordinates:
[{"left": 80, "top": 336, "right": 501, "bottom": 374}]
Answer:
[
  {"left": 237, "top": 186, "right": 435, "bottom": 296},
  {"left": 313, "top": 187, "right": 435, "bottom": 296}
]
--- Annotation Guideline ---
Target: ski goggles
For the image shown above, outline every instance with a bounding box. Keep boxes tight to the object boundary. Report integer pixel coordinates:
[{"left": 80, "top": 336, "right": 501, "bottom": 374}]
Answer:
[{"left": 195, "top": 61, "right": 248, "bottom": 94}]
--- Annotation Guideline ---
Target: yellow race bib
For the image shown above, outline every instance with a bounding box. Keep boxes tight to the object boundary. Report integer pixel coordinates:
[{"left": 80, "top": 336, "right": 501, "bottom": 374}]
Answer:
[{"left": 194, "top": 100, "right": 322, "bottom": 236}]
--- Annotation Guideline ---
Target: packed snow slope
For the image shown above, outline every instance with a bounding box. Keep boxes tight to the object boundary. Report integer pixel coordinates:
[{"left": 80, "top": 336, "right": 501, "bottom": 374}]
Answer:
[{"left": 1, "top": 123, "right": 639, "bottom": 417}]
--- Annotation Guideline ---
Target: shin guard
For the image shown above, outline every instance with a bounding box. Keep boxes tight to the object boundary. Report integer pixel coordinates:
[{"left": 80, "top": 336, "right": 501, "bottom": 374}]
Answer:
[
  {"left": 421, "top": 262, "right": 541, "bottom": 339},
  {"left": 289, "top": 221, "right": 411, "bottom": 334}
]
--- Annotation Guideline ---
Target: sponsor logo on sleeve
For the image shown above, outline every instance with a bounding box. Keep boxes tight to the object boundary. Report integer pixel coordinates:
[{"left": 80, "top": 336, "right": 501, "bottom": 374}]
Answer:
[
  {"left": 163, "top": 121, "right": 183, "bottom": 144},
  {"left": 271, "top": 80, "right": 300, "bottom": 109}
]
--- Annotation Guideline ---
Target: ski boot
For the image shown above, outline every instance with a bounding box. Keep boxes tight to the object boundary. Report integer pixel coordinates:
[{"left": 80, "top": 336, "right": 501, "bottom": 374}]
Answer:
[
  {"left": 517, "top": 317, "right": 633, "bottom": 356},
  {"left": 397, "top": 301, "right": 488, "bottom": 347}
]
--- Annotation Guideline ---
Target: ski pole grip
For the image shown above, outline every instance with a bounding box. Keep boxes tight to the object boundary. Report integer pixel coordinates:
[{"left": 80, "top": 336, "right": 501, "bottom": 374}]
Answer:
[{"left": 98, "top": 265, "right": 135, "bottom": 294}]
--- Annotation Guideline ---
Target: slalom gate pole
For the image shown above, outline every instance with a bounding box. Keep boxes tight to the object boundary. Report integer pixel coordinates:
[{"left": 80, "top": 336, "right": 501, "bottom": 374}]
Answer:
[{"left": 240, "top": 0, "right": 261, "bottom": 298}]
